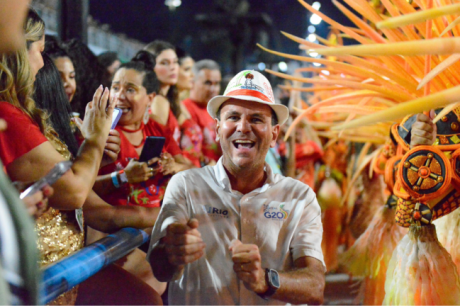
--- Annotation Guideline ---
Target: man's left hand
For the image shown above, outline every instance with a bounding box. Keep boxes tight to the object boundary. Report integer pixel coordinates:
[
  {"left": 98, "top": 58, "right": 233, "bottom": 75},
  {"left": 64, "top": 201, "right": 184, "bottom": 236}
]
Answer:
[{"left": 230, "top": 239, "right": 268, "bottom": 294}]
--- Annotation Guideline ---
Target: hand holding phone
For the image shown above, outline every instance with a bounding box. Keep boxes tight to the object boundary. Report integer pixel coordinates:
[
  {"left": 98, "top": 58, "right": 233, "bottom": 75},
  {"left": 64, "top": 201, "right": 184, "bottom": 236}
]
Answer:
[
  {"left": 139, "top": 136, "right": 165, "bottom": 163},
  {"left": 20, "top": 161, "right": 72, "bottom": 199},
  {"left": 124, "top": 158, "right": 161, "bottom": 184}
]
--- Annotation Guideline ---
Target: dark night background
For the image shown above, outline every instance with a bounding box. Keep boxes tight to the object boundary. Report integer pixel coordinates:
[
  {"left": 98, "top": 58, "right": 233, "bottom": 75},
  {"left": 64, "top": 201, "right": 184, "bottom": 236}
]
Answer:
[{"left": 89, "top": 0, "right": 353, "bottom": 74}]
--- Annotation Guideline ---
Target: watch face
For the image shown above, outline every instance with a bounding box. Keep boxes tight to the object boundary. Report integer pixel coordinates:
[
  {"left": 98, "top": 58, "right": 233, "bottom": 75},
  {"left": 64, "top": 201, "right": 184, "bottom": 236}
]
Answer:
[{"left": 269, "top": 269, "right": 280, "bottom": 288}]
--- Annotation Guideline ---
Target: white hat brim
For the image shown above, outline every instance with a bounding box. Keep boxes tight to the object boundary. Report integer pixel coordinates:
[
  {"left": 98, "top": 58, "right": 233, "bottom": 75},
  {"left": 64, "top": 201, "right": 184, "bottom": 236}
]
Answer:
[{"left": 207, "top": 95, "right": 289, "bottom": 125}]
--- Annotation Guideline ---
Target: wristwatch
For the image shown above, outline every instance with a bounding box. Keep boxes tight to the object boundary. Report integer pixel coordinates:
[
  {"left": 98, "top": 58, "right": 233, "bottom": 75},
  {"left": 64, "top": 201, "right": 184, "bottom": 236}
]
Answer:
[{"left": 257, "top": 268, "right": 280, "bottom": 300}]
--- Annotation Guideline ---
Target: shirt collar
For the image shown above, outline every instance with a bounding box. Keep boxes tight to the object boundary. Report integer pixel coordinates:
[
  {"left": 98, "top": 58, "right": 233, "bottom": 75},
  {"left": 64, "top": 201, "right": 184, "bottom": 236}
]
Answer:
[{"left": 213, "top": 157, "right": 277, "bottom": 194}]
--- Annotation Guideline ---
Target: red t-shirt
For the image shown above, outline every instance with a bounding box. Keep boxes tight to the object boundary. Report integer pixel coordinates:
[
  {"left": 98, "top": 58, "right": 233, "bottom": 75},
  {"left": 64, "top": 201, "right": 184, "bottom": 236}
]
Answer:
[
  {"left": 179, "top": 118, "right": 203, "bottom": 167},
  {"left": 99, "top": 119, "right": 181, "bottom": 207},
  {"left": 166, "top": 109, "right": 204, "bottom": 167},
  {"left": 0, "top": 102, "right": 47, "bottom": 169},
  {"left": 182, "top": 98, "right": 222, "bottom": 162}
]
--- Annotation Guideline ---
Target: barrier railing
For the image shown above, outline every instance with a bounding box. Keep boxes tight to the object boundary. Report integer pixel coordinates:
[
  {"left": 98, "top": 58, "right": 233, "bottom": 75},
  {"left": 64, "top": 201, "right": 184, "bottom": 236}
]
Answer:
[{"left": 40, "top": 228, "right": 149, "bottom": 304}]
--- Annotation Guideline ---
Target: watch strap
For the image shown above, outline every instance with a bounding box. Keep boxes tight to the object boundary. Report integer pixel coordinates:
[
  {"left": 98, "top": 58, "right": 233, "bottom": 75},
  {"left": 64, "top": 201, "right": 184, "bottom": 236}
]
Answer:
[{"left": 257, "top": 268, "right": 279, "bottom": 300}]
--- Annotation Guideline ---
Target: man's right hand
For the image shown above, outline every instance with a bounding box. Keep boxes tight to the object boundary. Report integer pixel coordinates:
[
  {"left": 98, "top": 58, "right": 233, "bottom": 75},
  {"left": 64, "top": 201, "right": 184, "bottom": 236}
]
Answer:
[
  {"left": 163, "top": 218, "right": 206, "bottom": 267},
  {"left": 410, "top": 110, "right": 437, "bottom": 149}
]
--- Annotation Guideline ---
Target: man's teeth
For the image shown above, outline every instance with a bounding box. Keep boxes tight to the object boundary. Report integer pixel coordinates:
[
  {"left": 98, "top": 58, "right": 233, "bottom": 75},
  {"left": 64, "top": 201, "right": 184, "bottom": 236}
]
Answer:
[{"left": 234, "top": 140, "right": 254, "bottom": 148}]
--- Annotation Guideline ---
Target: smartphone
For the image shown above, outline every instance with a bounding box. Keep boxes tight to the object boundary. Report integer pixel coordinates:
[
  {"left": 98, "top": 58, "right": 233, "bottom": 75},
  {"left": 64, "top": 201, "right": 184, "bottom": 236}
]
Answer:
[
  {"left": 111, "top": 108, "right": 122, "bottom": 129},
  {"left": 139, "top": 136, "right": 165, "bottom": 163},
  {"left": 19, "top": 161, "right": 73, "bottom": 199}
]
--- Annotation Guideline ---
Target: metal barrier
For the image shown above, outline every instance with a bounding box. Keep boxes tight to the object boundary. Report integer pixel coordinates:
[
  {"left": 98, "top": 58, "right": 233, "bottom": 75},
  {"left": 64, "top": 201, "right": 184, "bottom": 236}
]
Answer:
[{"left": 40, "top": 228, "right": 149, "bottom": 304}]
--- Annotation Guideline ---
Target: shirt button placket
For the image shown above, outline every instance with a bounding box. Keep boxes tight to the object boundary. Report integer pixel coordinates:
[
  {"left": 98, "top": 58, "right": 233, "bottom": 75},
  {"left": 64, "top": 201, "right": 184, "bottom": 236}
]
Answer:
[{"left": 240, "top": 195, "right": 252, "bottom": 244}]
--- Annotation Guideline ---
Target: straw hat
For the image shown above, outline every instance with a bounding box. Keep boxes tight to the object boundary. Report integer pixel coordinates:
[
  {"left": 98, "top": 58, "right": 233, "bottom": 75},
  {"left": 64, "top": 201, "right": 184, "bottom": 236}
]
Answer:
[{"left": 207, "top": 70, "right": 289, "bottom": 125}]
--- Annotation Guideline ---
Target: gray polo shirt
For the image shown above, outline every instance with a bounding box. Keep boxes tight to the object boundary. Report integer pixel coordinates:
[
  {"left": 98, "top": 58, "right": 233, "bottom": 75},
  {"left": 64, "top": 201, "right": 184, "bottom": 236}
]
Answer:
[{"left": 149, "top": 158, "right": 325, "bottom": 305}]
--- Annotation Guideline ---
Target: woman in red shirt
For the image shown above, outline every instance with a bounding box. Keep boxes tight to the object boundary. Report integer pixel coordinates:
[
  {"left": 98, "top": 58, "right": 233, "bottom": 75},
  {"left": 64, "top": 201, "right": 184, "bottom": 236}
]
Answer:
[
  {"left": 175, "top": 48, "right": 207, "bottom": 167},
  {"left": 142, "top": 41, "right": 181, "bottom": 141},
  {"left": 96, "top": 61, "right": 189, "bottom": 207},
  {"left": 0, "top": 9, "right": 115, "bottom": 305},
  {"left": 140, "top": 42, "right": 203, "bottom": 167}
]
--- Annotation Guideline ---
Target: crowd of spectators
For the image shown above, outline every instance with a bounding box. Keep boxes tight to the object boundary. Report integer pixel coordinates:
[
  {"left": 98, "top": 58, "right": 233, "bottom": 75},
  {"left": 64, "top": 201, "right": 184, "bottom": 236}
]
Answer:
[{"left": 0, "top": 3, "right": 325, "bottom": 306}]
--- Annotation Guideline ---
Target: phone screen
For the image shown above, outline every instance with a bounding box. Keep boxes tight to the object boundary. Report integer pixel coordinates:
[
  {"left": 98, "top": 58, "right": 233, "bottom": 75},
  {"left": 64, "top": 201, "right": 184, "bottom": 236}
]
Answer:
[
  {"left": 111, "top": 108, "right": 122, "bottom": 129},
  {"left": 139, "top": 137, "right": 165, "bottom": 163}
]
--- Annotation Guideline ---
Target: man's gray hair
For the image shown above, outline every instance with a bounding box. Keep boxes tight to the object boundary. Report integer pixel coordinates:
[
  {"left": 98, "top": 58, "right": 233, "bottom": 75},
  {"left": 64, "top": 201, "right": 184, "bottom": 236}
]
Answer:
[{"left": 192, "top": 59, "right": 220, "bottom": 78}]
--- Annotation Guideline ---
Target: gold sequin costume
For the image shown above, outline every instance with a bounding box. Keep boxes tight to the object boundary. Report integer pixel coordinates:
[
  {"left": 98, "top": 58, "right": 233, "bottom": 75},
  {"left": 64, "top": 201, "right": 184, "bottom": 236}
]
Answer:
[{"left": 37, "top": 131, "right": 84, "bottom": 305}]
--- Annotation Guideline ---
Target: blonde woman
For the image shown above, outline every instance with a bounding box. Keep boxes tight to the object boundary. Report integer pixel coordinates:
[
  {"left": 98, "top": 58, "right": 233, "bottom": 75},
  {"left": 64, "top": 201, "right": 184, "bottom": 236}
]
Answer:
[
  {"left": 0, "top": 1, "right": 45, "bottom": 304},
  {"left": 0, "top": 9, "right": 114, "bottom": 305}
]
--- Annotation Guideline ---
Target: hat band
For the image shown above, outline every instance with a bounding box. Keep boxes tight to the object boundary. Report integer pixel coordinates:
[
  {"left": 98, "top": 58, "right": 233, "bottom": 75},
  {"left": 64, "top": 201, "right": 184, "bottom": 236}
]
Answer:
[{"left": 225, "top": 89, "right": 273, "bottom": 104}]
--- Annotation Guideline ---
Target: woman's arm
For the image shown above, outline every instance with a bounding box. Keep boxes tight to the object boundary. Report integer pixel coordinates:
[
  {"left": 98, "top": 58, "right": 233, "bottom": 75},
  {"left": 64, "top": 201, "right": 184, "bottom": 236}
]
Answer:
[
  {"left": 83, "top": 190, "right": 160, "bottom": 233},
  {"left": 93, "top": 158, "right": 160, "bottom": 196},
  {"left": 7, "top": 87, "right": 114, "bottom": 210},
  {"left": 92, "top": 172, "right": 120, "bottom": 197}
]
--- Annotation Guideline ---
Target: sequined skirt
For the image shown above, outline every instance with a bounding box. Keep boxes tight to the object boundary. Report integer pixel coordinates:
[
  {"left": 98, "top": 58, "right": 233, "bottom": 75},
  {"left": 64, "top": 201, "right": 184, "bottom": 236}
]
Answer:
[{"left": 36, "top": 207, "right": 84, "bottom": 305}]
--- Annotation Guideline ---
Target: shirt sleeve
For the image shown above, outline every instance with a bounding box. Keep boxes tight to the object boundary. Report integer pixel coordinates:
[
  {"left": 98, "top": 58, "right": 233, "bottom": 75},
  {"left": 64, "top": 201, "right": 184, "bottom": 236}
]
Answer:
[
  {"left": 290, "top": 189, "right": 326, "bottom": 269},
  {"left": 147, "top": 173, "right": 190, "bottom": 257},
  {"left": 0, "top": 103, "right": 47, "bottom": 168}
]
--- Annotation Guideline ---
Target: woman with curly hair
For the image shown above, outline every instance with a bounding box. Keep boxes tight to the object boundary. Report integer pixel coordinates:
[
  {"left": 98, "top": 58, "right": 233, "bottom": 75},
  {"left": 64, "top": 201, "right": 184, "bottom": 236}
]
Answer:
[
  {"left": 62, "top": 38, "right": 110, "bottom": 117},
  {"left": 44, "top": 36, "right": 77, "bottom": 104}
]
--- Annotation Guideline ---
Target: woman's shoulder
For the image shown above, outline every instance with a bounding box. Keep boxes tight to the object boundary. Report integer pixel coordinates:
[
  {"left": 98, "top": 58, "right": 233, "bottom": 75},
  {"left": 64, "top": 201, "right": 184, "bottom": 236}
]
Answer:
[
  {"left": 153, "top": 95, "right": 170, "bottom": 104},
  {"left": 150, "top": 95, "right": 170, "bottom": 126},
  {"left": 0, "top": 101, "right": 25, "bottom": 114},
  {"left": 0, "top": 102, "right": 39, "bottom": 128},
  {"left": 0, "top": 102, "right": 48, "bottom": 169},
  {"left": 152, "top": 95, "right": 170, "bottom": 113}
]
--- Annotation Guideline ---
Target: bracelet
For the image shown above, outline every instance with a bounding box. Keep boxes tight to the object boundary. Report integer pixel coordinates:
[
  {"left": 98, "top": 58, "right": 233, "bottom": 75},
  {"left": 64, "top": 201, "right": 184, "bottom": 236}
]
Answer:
[
  {"left": 119, "top": 170, "right": 128, "bottom": 184},
  {"left": 111, "top": 171, "right": 120, "bottom": 188}
]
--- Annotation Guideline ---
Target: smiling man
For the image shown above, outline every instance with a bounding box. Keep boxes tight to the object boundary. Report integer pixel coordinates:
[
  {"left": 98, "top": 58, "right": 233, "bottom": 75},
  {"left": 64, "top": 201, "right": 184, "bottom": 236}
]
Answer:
[{"left": 148, "top": 70, "right": 325, "bottom": 305}]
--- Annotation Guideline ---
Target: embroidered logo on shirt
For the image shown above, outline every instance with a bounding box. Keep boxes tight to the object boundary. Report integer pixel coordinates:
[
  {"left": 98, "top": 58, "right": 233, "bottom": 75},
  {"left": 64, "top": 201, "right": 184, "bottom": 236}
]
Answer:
[
  {"left": 204, "top": 205, "right": 229, "bottom": 218},
  {"left": 263, "top": 204, "right": 290, "bottom": 220}
]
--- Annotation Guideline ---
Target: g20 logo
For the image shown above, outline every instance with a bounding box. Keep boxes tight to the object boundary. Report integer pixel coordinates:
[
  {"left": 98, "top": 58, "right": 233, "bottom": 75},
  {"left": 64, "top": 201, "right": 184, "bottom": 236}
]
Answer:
[{"left": 264, "top": 211, "right": 287, "bottom": 220}]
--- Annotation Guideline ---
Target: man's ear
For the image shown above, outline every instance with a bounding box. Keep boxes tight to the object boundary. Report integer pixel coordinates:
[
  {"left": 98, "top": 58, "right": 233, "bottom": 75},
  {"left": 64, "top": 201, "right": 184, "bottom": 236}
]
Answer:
[
  {"left": 215, "top": 118, "right": 220, "bottom": 142},
  {"left": 147, "top": 92, "right": 156, "bottom": 108},
  {"left": 270, "top": 125, "right": 280, "bottom": 148}
]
